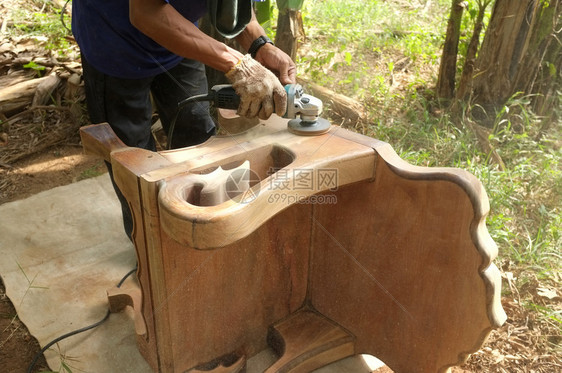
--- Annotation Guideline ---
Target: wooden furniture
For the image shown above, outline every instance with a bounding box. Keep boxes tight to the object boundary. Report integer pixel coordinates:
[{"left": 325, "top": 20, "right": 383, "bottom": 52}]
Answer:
[{"left": 81, "top": 115, "right": 506, "bottom": 373}]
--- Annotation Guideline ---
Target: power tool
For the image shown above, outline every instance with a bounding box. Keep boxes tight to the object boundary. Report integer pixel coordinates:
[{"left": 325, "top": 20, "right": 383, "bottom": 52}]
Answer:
[
  {"left": 169, "top": 84, "right": 330, "bottom": 148},
  {"left": 283, "top": 84, "right": 331, "bottom": 136}
]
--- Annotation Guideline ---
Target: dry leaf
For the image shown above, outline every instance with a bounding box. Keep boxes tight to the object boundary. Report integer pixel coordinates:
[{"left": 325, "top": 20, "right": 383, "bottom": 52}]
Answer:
[{"left": 536, "top": 287, "right": 559, "bottom": 300}]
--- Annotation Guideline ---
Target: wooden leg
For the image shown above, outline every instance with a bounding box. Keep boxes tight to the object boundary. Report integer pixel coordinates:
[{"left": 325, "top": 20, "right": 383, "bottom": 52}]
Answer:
[
  {"left": 265, "top": 309, "right": 355, "bottom": 373},
  {"left": 107, "top": 285, "right": 147, "bottom": 337}
]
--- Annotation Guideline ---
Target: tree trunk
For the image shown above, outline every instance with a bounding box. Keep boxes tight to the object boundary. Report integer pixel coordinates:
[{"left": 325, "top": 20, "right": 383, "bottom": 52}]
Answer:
[
  {"left": 274, "top": 9, "right": 304, "bottom": 61},
  {"left": 511, "top": 0, "right": 561, "bottom": 125},
  {"left": 455, "top": 0, "right": 492, "bottom": 101},
  {"left": 470, "top": 0, "right": 561, "bottom": 119},
  {"left": 436, "top": 0, "right": 466, "bottom": 99}
]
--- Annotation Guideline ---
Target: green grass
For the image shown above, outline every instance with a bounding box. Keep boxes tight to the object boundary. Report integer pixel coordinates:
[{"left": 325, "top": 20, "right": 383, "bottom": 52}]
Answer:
[
  {"left": 298, "top": 0, "right": 562, "bottom": 320},
  {"left": 77, "top": 162, "right": 105, "bottom": 181},
  {"left": 9, "top": 2, "right": 72, "bottom": 59},
  {"left": 299, "top": 0, "right": 450, "bottom": 101}
]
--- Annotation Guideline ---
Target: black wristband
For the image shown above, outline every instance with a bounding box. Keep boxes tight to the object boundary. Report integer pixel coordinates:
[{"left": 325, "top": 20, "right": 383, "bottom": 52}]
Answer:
[{"left": 248, "top": 35, "right": 273, "bottom": 58}]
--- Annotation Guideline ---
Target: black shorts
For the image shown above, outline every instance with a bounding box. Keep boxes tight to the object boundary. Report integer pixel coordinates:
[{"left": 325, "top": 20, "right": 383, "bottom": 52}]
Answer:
[{"left": 81, "top": 56, "right": 216, "bottom": 150}]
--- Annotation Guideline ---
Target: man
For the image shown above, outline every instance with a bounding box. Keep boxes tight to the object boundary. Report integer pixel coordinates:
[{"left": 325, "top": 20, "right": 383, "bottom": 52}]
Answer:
[{"left": 72, "top": 0, "right": 296, "bottom": 237}]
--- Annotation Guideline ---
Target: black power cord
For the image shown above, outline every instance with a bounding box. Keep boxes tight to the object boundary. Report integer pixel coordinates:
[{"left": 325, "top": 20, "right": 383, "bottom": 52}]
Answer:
[
  {"left": 167, "top": 93, "right": 212, "bottom": 150},
  {"left": 26, "top": 267, "right": 137, "bottom": 373},
  {"left": 166, "top": 85, "right": 240, "bottom": 150},
  {"left": 61, "top": 0, "right": 72, "bottom": 33}
]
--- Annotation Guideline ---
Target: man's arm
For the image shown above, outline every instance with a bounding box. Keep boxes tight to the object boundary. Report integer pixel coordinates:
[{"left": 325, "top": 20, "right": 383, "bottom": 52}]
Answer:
[
  {"left": 129, "top": 0, "right": 292, "bottom": 119},
  {"left": 235, "top": 12, "right": 297, "bottom": 85},
  {"left": 129, "top": 0, "right": 243, "bottom": 73},
  {"left": 130, "top": 0, "right": 295, "bottom": 82}
]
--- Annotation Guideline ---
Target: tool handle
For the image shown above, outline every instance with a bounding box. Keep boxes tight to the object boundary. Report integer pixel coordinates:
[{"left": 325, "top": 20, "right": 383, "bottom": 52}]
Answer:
[{"left": 211, "top": 84, "right": 240, "bottom": 110}]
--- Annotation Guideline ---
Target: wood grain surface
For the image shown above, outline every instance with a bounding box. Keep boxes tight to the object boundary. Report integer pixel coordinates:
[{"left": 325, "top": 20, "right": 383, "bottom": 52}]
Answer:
[{"left": 80, "top": 116, "right": 505, "bottom": 373}]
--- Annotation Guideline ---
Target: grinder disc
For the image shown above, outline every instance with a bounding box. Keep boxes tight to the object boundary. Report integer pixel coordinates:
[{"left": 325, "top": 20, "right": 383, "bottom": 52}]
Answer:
[{"left": 287, "top": 117, "right": 331, "bottom": 136}]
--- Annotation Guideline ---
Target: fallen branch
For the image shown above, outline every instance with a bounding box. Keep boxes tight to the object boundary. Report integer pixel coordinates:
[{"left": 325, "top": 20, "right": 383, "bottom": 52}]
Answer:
[
  {"left": 297, "top": 77, "right": 367, "bottom": 126},
  {"left": 0, "top": 106, "right": 79, "bottom": 164},
  {"left": 0, "top": 75, "right": 52, "bottom": 115},
  {"left": 0, "top": 70, "right": 34, "bottom": 88},
  {"left": 32, "top": 73, "right": 61, "bottom": 107}
]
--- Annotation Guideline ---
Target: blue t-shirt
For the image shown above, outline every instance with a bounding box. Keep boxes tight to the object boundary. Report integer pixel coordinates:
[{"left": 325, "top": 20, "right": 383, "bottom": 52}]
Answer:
[{"left": 72, "top": 1, "right": 208, "bottom": 79}]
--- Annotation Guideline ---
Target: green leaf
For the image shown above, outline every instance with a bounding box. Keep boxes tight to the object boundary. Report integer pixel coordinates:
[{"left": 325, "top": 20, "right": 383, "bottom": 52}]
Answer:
[
  {"left": 276, "top": 0, "right": 304, "bottom": 11},
  {"left": 60, "top": 361, "right": 73, "bottom": 373},
  {"left": 388, "top": 61, "right": 394, "bottom": 72},
  {"left": 255, "top": 0, "right": 273, "bottom": 25},
  {"left": 547, "top": 62, "right": 557, "bottom": 77},
  {"left": 23, "top": 61, "right": 46, "bottom": 71}
]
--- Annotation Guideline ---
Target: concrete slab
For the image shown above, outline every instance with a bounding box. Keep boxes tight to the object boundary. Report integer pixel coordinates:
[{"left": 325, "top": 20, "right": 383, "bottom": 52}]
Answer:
[{"left": 0, "top": 174, "right": 385, "bottom": 372}]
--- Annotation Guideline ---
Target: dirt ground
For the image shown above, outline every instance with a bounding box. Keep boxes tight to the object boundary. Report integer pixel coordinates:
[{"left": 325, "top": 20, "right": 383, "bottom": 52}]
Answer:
[{"left": 1, "top": 278, "right": 50, "bottom": 373}]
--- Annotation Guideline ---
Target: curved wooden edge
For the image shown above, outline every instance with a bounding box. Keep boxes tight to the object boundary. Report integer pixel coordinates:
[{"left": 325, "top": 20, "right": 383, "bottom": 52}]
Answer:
[
  {"left": 439, "top": 265, "right": 506, "bottom": 371},
  {"left": 80, "top": 123, "right": 127, "bottom": 162},
  {"left": 438, "top": 265, "right": 507, "bottom": 372},
  {"left": 265, "top": 309, "right": 355, "bottom": 373},
  {"left": 107, "top": 285, "right": 148, "bottom": 336},
  {"left": 188, "top": 355, "right": 246, "bottom": 373},
  {"left": 373, "top": 142, "right": 507, "bottom": 327},
  {"left": 483, "top": 263, "right": 508, "bottom": 327},
  {"left": 158, "top": 146, "right": 375, "bottom": 249},
  {"left": 331, "top": 129, "right": 507, "bottom": 369},
  {"left": 157, "top": 168, "right": 339, "bottom": 249},
  {"left": 375, "top": 143, "right": 497, "bottom": 265}
]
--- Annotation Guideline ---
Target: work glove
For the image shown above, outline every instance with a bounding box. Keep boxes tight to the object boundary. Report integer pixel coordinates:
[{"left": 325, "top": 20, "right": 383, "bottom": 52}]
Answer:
[{"left": 226, "top": 54, "right": 287, "bottom": 120}]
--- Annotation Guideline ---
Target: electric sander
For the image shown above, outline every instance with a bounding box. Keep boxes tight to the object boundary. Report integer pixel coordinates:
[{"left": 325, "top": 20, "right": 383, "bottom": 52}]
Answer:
[
  {"left": 171, "top": 83, "right": 330, "bottom": 148},
  {"left": 204, "top": 83, "right": 330, "bottom": 135},
  {"left": 283, "top": 84, "right": 331, "bottom": 136}
]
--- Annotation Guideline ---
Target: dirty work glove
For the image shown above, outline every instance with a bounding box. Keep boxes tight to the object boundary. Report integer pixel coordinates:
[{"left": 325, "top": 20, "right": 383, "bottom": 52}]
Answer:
[{"left": 226, "top": 54, "right": 287, "bottom": 120}]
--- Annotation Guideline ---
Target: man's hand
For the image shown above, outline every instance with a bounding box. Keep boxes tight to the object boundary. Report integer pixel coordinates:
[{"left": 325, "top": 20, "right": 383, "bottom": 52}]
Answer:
[
  {"left": 233, "top": 11, "right": 296, "bottom": 86},
  {"left": 226, "top": 54, "right": 287, "bottom": 120},
  {"left": 255, "top": 44, "right": 297, "bottom": 85}
]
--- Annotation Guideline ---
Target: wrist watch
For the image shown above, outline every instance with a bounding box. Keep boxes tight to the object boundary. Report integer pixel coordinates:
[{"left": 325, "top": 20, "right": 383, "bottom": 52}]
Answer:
[{"left": 248, "top": 35, "right": 273, "bottom": 58}]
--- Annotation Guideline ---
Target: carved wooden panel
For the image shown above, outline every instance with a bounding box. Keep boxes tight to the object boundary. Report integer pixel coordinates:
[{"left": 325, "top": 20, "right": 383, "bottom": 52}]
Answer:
[{"left": 80, "top": 116, "right": 505, "bottom": 373}]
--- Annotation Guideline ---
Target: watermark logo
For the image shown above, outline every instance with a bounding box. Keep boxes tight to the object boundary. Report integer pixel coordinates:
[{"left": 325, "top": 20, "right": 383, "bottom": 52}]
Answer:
[
  {"left": 267, "top": 193, "right": 338, "bottom": 205},
  {"left": 268, "top": 167, "right": 338, "bottom": 192},
  {"left": 225, "top": 167, "right": 339, "bottom": 205},
  {"left": 225, "top": 168, "right": 261, "bottom": 204}
]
